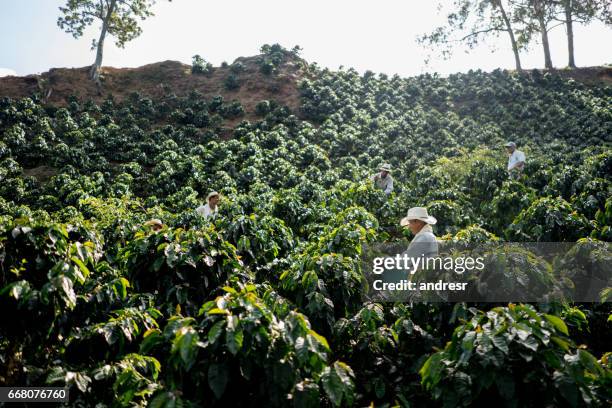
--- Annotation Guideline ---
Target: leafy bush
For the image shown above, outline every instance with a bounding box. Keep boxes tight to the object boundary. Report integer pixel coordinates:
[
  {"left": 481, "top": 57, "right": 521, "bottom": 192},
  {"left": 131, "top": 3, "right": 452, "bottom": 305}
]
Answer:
[
  {"left": 141, "top": 285, "right": 354, "bottom": 407},
  {"left": 0, "top": 57, "right": 610, "bottom": 406},
  {"left": 506, "top": 197, "right": 592, "bottom": 241},
  {"left": 224, "top": 73, "right": 240, "bottom": 91},
  {"left": 420, "top": 304, "right": 612, "bottom": 407},
  {"left": 191, "top": 55, "right": 213, "bottom": 75}
]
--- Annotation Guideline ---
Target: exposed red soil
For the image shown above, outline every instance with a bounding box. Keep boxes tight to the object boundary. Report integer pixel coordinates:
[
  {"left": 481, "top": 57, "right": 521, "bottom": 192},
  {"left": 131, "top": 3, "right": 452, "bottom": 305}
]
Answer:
[{"left": 0, "top": 55, "right": 311, "bottom": 123}]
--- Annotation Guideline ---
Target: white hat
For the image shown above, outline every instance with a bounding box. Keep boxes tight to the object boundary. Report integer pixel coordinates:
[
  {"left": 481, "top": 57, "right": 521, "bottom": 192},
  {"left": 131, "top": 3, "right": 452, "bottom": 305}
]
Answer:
[
  {"left": 379, "top": 163, "right": 392, "bottom": 172},
  {"left": 144, "top": 218, "right": 163, "bottom": 227},
  {"left": 207, "top": 191, "right": 220, "bottom": 201},
  {"left": 400, "top": 207, "right": 437, "bottom": 226},
  {"left": 504, "top": 142, "right": 516, "bottom": 148}
]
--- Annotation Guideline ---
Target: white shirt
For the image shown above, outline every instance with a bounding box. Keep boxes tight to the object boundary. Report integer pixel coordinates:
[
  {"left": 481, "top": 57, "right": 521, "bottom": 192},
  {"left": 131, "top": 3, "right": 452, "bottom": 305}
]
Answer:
[
  {"left": 507, "top": 150, "right": 526, "bottom": 171},
  {"left": 196, "top": 203, "right": 218, "bottom": 218},
  {"left": 371, "top": 172, "right": 394, "bottom": 194}
]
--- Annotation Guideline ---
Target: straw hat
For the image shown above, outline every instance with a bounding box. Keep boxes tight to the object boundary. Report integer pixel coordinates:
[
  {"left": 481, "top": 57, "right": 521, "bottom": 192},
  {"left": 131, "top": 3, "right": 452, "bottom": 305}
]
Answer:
[
  {"left": 400, "top": 207, "right": 437, "bottom": 226},
  {"left": 207, "top": 191, "right": 220, "bottom": 201},
  {"left": 379, "top": 163, "right": 392, "bottom": 172},
  {"left": 144, "top": 219, "right": 163, "bottom": 227},
  {"left": 504, "top": 141, "right": 516, "bottom": 148}
]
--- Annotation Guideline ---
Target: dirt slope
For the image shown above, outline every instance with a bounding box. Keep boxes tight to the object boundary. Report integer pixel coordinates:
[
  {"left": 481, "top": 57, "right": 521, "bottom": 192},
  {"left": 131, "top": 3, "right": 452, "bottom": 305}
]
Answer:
[
  {"left": 1, "top": 58, "right": 610, "bottom": 121},
  {"left": 0, "top": 55, "right": 309, "bottom": 121}
]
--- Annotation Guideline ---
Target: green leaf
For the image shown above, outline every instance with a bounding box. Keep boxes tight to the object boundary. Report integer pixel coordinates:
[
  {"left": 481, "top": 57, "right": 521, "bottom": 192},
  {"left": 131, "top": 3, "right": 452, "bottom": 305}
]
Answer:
[
  {"left": 293, "top": 379, "right": 320, "bottom": 408},
  {"left": 420, "top": 353, "right": 444, "bottom": 388},
  {"left": 491, "top": 335, "right": 509, "bottom": 354},
  {"left": 519, "top": 335, "right": 538, "bottom": 352},
  {"left": 226, "top": 328, "right": 244, "bottom": 355},
  {"left": 0, "top": 280, "right": 31, "bottom": 300},
  {"left": 207, "top": 320, "right": 225, "bottom": 344},
  {"left": 152, "top": 256, "right": 164, "bottom": 272},
  {"left": 149, "top": 392, "right": 180, "bottom": 408},
  {"left": 208, "top": 363, "right": 229, "bottom": 399},
  {"left": 172, "top": 326, "right": 198, "bottom": 370},
  {"left": 321, "top": 361, "right": 354, "bottom": 407},
  {"left": 308, "top": 329, "right": 330, "bottom": 351},
  {"left": 140, "top": 329, "right": 162, "bottom": 354},
  {"left": 70, "top": 256, "right": 90, "bottom": 281},
  {"left": 544, "top": 314, "right": 569, "bottom": 336},
  {"left": 56, "top": 275, "right": 77, "bottom": 309},
  {"left": 554, "top": 372, "right": 579, "bottom": 407},
  {"left": 295, "top": 336, "right": 308, "bottom": 363},
  {"left": 321, "top": 366, "right": 343, "bottom": 407},
  {"left": 46, "top": 367, "right": 66, "bottom": 385},
  {"left": 551, "top": 336, "right": 570, "bottom": 351},
  {"left": 207, "top": 308, "right": 229, "bottom": 315},
  {"left": 374, "top": 376, "right": 385, "bottom": 399},
  {"left": 577, "top": 350, "right": 604, "bottom": 375},
  {"left": 112, "top": 277, "right": 130, "bottom": 300},
  {"left": 65, "top": 371, "right": 91, "bottom": 393}
]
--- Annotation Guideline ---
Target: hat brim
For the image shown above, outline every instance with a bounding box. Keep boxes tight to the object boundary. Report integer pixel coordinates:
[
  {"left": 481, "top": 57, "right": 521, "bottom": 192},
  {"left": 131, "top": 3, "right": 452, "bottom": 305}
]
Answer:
[
  {"left": 400, "top": 216, "right": 437, "bottom": 226},
  {"left": 379, "top": 168, "right": 391, "bottom": 172}
]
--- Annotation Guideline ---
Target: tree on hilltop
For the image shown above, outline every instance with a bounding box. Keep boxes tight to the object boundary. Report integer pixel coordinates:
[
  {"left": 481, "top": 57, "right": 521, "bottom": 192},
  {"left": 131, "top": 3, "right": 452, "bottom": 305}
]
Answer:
[{"left": 57, "top": 0, "right": 171, "bottom": 83}]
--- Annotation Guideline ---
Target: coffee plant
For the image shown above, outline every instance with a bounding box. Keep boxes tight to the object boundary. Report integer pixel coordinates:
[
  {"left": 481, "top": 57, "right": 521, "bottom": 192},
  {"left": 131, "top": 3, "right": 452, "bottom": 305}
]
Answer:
[{"left": 0, "top": 44, "right": 610, "bottom": 406}]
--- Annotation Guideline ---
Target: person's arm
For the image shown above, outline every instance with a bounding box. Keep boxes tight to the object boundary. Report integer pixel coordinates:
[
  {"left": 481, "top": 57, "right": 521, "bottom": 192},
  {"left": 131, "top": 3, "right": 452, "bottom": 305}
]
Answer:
[
  {"left": 384, "top": 177, "right": 393, "bottom": 194},
  {"left": 516, "top": 152, "right": 526, "bottom": 169},
  {"left": 509, "top": 161, "right": 524, "bottom": 171},
  {"left": 509, "top": 152, "right": 525, "bottom": 171}
]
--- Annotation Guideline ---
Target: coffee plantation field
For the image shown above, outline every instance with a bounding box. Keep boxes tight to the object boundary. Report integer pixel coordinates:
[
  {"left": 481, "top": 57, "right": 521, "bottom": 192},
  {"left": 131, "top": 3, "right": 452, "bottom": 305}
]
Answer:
[{"left": 1, "top": 46, "right": 611, "bottom": 407}]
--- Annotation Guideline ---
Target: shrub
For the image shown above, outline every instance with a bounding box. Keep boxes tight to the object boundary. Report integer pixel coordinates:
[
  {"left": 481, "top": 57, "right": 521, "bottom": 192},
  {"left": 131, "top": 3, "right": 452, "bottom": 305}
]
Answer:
[
  {"left": 506, "top": 197, "right": 592, "bottom": 242},
  {"left": 224, "top": 74, "right": 240, "bottom": 91},
  {"left": 420, "top": 304, "right": 611, "bottom": 407},
  {"left": 191, "top": 55, "right": 213, "bottom": 75}
]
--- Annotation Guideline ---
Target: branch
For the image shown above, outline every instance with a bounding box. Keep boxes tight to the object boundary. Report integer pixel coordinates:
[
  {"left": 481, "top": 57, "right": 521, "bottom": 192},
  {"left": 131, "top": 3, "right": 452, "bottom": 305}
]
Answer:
[
  {"left": 82, "top": 10, "right": 102, "bottom": 19},
  {"left": 459, "top": 27, "right": 505, "bottom": 41},
  {"left": 546, "top": 21, "right": 567, "bottom": 32},
  {"left": 116, "top": 0, "right": 150, "bottom": 18}
]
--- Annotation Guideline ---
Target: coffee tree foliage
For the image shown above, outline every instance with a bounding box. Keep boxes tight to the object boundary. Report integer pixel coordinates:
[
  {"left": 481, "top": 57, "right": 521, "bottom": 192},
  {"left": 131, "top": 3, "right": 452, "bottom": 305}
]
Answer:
[{"left": 0, "top": 45, "right": 611, "bottom": 406}]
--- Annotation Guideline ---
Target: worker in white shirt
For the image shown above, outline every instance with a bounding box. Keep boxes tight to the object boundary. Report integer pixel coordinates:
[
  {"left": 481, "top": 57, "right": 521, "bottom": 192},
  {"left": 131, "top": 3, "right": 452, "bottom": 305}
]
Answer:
[
  {"left": 505, "top": 142, "right": 526, "bottom": 179},
  {"left": 371, "top": 163, "right": 394, "bottom": 195},
  {"left": 196, "top": 191, "right": 220, "bottom": 218}
]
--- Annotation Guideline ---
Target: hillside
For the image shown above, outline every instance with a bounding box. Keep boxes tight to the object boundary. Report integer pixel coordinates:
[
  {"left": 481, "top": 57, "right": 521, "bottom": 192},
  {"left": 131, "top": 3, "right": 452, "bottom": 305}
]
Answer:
[
  {"left": 0, "top": 55, "right": 308, "bottom": 121},
  {"left": 1, "top": 54, "right": 611, "bottom": 117},
  {"left": 1, "top": 46, "right": 611, "bottom": 407}
]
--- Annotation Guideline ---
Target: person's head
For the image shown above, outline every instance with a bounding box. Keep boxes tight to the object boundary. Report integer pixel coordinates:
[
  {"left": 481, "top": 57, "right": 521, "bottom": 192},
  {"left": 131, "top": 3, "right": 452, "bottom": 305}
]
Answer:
[
  {"left": 207, "top": 191, "right": 220, "bottom": 207},
  {"left": 144, "top": 219, "right": 164, "bottom": 232},
  {"left": 379, "top": 163, "right": 392, "bottom": 178},
  {"left": 505, "top": 141, "right": 516, "bottom": 154},
  {"left": 407, "top": 219, "right": 426, "bottom": 235},
  {"left": 400, "top": 207, "right": 437, "bottom": 235}
]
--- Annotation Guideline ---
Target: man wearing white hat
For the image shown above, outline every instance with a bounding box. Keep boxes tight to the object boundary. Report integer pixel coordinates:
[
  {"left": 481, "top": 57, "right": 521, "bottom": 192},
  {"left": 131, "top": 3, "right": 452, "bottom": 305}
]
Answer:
[
  {"left": 196, "top": 191, "right": 220, "bottom": 218},
  {"left": 505, "top": 142, "right": 526, "bottom": 179},
  {"left": 371, "top": 163, "right": 394, "bottom": 195},
  {"left": 400, "top": 207, "right": 439, "bottom": 259},
  {"left": 143, "top": 218, "right": 164, "bottom": 233}
]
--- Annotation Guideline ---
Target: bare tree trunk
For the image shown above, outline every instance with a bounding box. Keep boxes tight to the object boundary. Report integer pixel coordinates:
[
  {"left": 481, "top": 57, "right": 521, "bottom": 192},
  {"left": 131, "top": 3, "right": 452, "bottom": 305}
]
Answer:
[
  {"left": 496, "top": 0, "right": 522, "bottom": 71},
  {"left": 565, "top": 0, "right": 576, "bottom": 67},
  {"left": 90, "top": 0, "right": 116, "bottom": 82},
  {"left": 534, "top": 0, "right": 553, "bottom": 69},
  {"left": 539, "top": 20, "right": 553, "bottom": 68}
]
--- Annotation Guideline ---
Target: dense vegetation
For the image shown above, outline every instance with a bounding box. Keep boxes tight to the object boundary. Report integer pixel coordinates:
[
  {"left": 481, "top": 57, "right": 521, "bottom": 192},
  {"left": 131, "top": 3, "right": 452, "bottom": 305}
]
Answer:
[{"left": 1, "top": 46, "right": 611, "bottom": 406}]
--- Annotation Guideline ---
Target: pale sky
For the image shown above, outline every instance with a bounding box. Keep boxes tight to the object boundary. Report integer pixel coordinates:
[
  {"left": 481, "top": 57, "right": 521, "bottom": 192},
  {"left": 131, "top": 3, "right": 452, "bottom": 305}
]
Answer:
[{"left": 1, "top": 0, "right": 611, "bottom": 78}]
